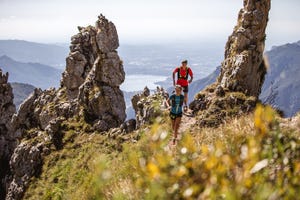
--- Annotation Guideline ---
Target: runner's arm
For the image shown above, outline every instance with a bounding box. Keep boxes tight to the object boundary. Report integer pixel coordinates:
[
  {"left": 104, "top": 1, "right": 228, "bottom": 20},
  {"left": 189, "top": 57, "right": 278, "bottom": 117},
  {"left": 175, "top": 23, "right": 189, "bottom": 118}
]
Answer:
[
  {"left": 172, "top": 68, "right": 178, "bottom": 86},
  {"left": 188, "top": 68, "right": 193, "bottom": 84},
  {"left": 166, "top": 98, "right": 171, "bottom": 110}
]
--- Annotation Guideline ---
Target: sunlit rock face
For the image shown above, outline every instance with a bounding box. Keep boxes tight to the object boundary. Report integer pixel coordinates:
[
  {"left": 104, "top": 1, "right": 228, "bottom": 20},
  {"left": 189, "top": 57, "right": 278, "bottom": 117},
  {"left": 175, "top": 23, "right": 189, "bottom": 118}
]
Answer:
[{"left": 218, "top": 0, "right": 271, "bottom": 97}]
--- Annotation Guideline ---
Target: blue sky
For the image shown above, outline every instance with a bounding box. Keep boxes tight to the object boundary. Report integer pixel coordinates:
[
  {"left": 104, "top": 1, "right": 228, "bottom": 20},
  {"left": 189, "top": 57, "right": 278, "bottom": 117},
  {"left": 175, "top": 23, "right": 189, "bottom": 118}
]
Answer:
[{"left": 0, "top": 0, "right": 299, "bottom": 48}]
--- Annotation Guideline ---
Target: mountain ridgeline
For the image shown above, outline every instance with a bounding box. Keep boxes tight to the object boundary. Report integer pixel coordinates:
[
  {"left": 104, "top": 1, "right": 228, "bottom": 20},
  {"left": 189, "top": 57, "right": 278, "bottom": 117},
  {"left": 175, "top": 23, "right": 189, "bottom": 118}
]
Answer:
[
  {"left": 0, "top": 55, "right": 61, "bottom": 89},
  {"left": 0, "top": 40, "right": 68, "bottom": 69}
]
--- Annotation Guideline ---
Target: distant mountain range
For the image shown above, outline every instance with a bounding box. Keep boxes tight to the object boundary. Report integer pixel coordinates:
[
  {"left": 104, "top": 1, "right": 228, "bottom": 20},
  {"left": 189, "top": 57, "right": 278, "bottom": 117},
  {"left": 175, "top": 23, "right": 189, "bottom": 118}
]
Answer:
[
  {"left": 11, "top": 82, "right": 35, "bottom": 109},
  {"left": 0, "top": 55, "right": 61, "bottom": 89},
  {"left": 0, "top": 40, "right": 68, "bottom": 69},
  {"left": 188, "top": 41, "right": 300, "bottom": 117}
]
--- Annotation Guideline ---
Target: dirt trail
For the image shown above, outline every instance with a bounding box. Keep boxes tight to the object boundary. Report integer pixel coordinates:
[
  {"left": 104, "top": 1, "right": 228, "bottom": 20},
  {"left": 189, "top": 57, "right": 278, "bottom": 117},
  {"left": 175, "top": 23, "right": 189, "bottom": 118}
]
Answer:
[
  {"left": 179, "top": 111, "right": 196, "bottom": 133},
  {"left": 167, "top": 110, "right": 196, "bottom": 148}
]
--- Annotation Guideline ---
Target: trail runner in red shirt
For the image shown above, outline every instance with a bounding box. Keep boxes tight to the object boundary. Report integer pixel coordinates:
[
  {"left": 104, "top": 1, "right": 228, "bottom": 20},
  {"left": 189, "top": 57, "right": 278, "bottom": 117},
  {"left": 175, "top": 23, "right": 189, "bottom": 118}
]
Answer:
[{"left": 172, "top": 60, "right": 193, "bottom": 112}]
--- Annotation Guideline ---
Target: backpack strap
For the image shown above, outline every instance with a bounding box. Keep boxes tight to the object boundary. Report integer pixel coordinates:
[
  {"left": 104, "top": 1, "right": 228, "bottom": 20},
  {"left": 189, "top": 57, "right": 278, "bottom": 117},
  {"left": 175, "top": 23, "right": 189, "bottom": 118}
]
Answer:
[
  {"left": 185, "top": 67, "right": 189, "bottom": 80},
  {"left": 170, "top": 95, "right": 175, "bottom": 106},
  {"left": 180, "top": 95, "right": 184, "bottom": 106}
]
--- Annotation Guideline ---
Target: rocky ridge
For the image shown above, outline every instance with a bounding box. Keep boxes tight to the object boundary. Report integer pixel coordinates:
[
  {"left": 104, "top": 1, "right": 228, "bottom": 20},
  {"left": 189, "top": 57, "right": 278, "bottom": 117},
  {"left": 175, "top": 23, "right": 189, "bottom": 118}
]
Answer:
[
  {"left": 131, "top": 87, "right": 168, "bottom": 128},
  {"left": 2, "top": 14, "right": 127, "bottom": 200},
  {"left": 190, "top": 0, "right": 271, "bottom": 127}
]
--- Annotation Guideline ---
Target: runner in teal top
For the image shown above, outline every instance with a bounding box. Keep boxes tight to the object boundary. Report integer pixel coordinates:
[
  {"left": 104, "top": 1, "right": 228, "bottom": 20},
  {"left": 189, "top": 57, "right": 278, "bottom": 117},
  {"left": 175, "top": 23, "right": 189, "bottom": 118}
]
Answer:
[
  {"left": 170, "top": 94, "right": 184, "bottom": 115},
  {"left": 166, "top": 85, "right": 185, "bottom": 145}
]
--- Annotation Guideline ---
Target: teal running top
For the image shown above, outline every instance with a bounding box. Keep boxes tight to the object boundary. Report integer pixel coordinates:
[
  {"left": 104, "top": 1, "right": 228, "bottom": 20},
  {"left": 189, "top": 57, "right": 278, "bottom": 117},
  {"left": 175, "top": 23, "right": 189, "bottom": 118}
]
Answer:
[{"left": 169, "top": 94, "right": 184, "bottom": 114}]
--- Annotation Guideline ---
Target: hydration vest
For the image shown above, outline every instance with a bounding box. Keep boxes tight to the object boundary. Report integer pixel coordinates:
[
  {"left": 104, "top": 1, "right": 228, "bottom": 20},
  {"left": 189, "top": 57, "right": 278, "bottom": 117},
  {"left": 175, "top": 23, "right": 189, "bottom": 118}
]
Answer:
[
  {"left": 170, "top": 94, "right": 184, "bottom": 106},
  {"left": 177, "top": 67, "right": 189, "bottom": 80}
]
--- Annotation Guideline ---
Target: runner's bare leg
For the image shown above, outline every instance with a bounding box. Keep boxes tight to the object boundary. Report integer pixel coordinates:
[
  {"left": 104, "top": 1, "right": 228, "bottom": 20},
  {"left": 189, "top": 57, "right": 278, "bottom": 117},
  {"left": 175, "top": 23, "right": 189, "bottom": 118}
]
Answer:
[
  {"left": 174, "top": 117, "right": 181, "bottom": 143},
  {"left": 184, "top": 92, "right": 188, "bottom": 109}
]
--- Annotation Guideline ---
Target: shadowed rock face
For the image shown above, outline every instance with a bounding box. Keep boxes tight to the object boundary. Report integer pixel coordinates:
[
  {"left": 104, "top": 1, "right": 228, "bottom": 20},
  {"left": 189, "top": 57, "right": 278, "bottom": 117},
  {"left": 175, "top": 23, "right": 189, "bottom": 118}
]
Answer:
[
  {"left": 3, "top": 15, "right": 126, "bottom": 200},
  {"left": 0, "top": 69, "right": 16, "bottom": 200},
  {"left": 190, "top": 0, "right": 271, "bottom": 127},
  {"left": 218, "top": 0, "right": 271, "bottom": 97}
]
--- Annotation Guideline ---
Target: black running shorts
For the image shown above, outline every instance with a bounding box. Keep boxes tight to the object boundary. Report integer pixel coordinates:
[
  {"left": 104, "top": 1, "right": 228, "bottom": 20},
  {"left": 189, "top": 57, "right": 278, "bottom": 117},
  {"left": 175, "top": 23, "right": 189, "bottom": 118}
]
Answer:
[
  {"left": 170, "top": 112, "right": 182, "bottom": 120},
  {"left": 182, "top": 85, "right": 188, "bottom": 93}
]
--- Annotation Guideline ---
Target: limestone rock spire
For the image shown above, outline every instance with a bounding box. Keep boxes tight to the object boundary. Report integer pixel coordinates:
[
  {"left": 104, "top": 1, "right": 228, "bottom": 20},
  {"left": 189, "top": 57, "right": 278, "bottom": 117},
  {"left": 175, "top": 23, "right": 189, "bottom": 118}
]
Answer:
[
  {"left": 218, "top": 0, "right": 271, "bottom": 97},
  {"left": 190, "top": 0, "right": 271, "bottom": 127}
]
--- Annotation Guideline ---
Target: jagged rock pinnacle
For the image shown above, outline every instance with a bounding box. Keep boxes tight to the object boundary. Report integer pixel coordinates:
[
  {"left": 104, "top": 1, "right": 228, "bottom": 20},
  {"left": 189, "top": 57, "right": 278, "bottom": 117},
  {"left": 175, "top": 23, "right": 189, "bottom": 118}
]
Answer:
[
  {"left": 190, "top": 0, "right": 271, "bottom": 127},
  {"left": 4, "top": 14, "right": 126, "bottom": 199},
  {"left": 218, "top": 0, "right": 271, "bottom": 97}
]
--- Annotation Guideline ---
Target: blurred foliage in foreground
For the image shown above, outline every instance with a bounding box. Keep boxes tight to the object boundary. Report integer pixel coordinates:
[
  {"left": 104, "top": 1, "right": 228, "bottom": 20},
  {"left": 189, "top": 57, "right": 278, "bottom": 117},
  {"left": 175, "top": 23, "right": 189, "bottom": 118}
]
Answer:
[
  {"left": 24, "top": 105, "right": 300, "bottom": 199},
  {"left": 91, "top": 105, "right": 300, "bottom": 199}
]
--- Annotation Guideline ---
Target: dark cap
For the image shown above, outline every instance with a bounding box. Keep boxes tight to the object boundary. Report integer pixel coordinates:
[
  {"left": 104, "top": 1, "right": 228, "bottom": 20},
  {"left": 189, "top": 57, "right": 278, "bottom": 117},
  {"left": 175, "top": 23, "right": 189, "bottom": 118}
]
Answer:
[{"left": 182, "top": 60, "right": 188, "bottom": 64}]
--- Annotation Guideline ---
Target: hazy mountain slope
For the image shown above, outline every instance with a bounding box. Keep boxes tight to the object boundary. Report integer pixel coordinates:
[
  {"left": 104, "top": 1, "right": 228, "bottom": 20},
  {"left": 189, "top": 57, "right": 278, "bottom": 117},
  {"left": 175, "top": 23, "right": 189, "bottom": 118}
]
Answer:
[
  {"left": 0, "top": 40, "right": 68, "bottom": 69},
  {"left": 188, "top": 66, "right": 220, "bottom": 102},
  {"left": 0, "top": 55, "right": 61, "bottom": 89},
  {"left": 11, "top": 82, "right": 35, "bottom": 109},
  {"left": 260, "top": 41, "right": 300, "bottom": 117}
]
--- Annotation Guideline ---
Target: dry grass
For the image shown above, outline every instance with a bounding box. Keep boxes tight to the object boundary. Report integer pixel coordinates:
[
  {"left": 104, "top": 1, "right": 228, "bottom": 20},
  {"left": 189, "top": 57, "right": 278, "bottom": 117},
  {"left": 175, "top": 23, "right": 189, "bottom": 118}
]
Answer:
[
  {"left": 189, "top": 114, "right": 255, "bottom": 148},
  {"left": 279, "top": 113, "right": 300, "bottom": 135},
  {"left": 23, "top": 107, "right": 300, "bottom": 200}
]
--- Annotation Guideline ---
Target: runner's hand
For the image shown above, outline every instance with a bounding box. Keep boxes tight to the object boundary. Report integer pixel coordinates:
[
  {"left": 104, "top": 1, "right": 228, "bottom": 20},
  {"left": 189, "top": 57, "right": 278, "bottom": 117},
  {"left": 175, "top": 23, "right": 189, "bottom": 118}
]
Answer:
[
  {"left": 184, "top": 106, "right": 188, "bottom": 112},
  {"left": 188, "top": 80, "right": 192, "bottom": 84}
]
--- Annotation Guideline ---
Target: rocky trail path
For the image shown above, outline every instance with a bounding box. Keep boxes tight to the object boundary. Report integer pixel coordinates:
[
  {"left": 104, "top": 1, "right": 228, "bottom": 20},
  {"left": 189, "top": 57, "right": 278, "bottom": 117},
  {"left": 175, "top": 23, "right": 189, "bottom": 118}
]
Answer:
[
  {"left": 179, "top": 109, "right": 196, "bottom": 133},
  {"left": 166, "top": 109, "right": 197, "bottom": 148}
]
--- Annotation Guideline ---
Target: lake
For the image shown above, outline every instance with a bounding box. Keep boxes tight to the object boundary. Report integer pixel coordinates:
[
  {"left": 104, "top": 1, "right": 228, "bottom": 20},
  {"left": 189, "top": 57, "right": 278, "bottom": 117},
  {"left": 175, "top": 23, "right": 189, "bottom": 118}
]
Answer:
[{"left": 121, "top": 74, "right": 168, "bottom": 92}]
